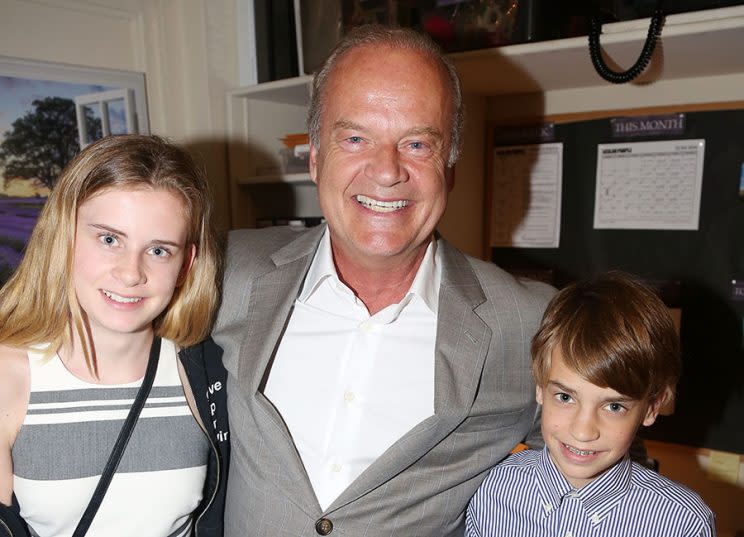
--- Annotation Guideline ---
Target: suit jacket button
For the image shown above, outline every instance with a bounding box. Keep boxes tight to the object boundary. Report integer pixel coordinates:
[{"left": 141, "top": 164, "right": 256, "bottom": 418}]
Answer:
[{"left": 315, "top": 517, "right": 333, "bottom": 535}]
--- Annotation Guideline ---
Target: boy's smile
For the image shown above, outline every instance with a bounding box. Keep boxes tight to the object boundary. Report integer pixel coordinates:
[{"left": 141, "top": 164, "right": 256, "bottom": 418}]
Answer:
[{"left": 536, "top": 349, "right": 662, "bottom": 489}]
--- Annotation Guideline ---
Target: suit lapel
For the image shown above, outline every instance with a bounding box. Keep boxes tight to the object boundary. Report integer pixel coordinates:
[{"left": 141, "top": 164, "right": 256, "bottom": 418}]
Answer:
[
  {"left": 434, "top": 241, "right": 492, "bottom": 416},
  {"left": 237, "top": 225, "right": 326, "bottom": 515},
  {"left": 328, "top": 239, "right": 492, "bottom": 511},
  {"left": 236, "top": 226, "right": 325, "bottom": 392}
]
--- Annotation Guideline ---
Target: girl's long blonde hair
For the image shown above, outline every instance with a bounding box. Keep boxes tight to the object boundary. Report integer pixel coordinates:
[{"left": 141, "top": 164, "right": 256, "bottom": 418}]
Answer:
[{"left": 0, "top": 134, "right": 221, "bottom": 373}]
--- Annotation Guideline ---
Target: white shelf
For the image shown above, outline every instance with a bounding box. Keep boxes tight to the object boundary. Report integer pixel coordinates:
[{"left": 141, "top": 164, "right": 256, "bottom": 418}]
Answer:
[
  {"left": 451, "top": 6, "right": 744, "bottom": 96},
  {"left": 227, "top": 75, "right": 312, "bottom": 105},
  {"left": 237, "top": 172, "right": 312, "bottom": 185}
]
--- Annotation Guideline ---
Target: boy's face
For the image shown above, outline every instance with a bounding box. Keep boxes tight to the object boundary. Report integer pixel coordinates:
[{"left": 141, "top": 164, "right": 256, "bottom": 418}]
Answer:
[{"left": 536, "top": 349, "right": 662, "bottom": 489}]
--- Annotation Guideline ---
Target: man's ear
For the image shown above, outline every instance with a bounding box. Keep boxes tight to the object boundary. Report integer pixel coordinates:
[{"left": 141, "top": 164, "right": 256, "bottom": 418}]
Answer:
[
  {"left": 178, "top": 244, "right": 196, "bottom": 286},
  {"left": 309, "top": 143, "right": 319, "bottom": 185},
  {"left": 535, "top": 384, "right": 544, "bottom": 405},
  {"left": 445, "top": 166, "right": 455, "bottom": 192}
]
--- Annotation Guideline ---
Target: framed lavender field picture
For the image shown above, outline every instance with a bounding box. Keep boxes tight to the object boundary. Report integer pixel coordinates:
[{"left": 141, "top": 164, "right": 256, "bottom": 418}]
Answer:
[{"left": 0, "top": 56, "right": 148, "bottom": 284}]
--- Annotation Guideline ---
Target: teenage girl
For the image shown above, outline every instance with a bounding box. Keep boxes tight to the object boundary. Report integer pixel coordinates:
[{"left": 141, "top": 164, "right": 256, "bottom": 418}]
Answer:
[{"left": 0, "top": 135, "right": 228, "bottom": 537}]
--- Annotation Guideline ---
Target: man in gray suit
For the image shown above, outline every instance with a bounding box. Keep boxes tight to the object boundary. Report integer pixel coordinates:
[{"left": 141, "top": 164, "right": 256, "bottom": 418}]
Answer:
[{"left": 214, "top": 25, "right": 554, "bottom": 536}]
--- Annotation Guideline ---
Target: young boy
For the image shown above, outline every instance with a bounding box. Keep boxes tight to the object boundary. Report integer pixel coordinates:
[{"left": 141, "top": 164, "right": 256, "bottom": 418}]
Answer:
[{"left": 466, "top": 272, "right": 715, "bottom": 537}]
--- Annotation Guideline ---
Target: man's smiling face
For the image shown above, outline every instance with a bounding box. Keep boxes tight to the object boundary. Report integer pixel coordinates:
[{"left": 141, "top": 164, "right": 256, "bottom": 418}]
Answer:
[{"left": 309, "top": 44, "right": 454, "bottom": 272}]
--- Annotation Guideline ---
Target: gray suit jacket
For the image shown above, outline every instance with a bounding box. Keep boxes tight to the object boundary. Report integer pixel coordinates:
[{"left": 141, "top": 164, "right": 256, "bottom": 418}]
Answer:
[{"left": 213, "top": 225, "right": 555, "bottom": 537}]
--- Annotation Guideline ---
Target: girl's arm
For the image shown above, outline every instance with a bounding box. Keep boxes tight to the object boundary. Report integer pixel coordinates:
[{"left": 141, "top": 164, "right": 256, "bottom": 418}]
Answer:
[{"left": 0, "top": 346, "right": 30, "bottom": 505}]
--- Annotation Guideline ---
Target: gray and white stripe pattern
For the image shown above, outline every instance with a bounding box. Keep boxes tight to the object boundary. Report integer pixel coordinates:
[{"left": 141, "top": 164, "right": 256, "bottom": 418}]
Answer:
[
  {"left": 12, "top": 339, "right": 209, "bottom": 537},
  {"left": 466, "top": 447, "right": 716, "bottom": 537}
]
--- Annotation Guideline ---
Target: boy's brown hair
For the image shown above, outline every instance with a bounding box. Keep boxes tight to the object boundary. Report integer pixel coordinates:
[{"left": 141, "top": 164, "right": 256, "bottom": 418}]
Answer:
[{"left": 531, "top": 271, "right": 680, "bottom": 405}]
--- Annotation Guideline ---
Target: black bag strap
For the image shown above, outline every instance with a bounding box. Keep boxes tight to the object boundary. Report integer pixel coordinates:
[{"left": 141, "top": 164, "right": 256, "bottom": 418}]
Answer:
[
  {"left": 0, "top": 502, "right": 28, "bottom": 537},
  {"left": 71, "top": 337, "right": 162, "bottom": 537}
]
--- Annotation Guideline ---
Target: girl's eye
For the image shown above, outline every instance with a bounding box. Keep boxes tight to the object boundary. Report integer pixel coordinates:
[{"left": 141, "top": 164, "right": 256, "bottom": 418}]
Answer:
[
  {"left": 555, "top": 392, "right": 572, "bottom": 404},
  {"left": 607, "top": 402, "right": 627, "bottom": 413},
  {"left": 99, "top": 234, "right": 118, "bottom": 246},
  {"left": 149, "top": 246, "right": 171, "bottom": 258}
]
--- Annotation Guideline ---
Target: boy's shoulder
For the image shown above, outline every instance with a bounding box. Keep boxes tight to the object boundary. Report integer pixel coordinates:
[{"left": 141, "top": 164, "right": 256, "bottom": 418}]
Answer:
[
  {"left": 477, "top": 449, "right": 540, "bottom": 492},
  {"left": 628, "top": 461, "right": 713, "bottom": 518}
]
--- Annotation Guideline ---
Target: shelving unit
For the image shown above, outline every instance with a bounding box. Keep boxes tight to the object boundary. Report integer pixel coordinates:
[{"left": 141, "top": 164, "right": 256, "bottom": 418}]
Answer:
[
  {"left": 226, "top": 75, "right": 316, "bottom": 227},
  {"left": 225, "top": 6, "right": 744, "bottom": 240},
  {"left": 452, "top": 6, "right": 744, "bottom": 97}
]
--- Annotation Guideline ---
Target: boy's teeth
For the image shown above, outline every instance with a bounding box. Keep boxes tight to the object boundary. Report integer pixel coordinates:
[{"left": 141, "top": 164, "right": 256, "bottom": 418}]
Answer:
[
  {"left": 103, "top": 290, "right": 142, "bottom": 303},
  {"left": 566, "top": 444, "right": 595, "bottom": 456},
  {"left": 355, "top": 195, "right": 409, "bottom": 213}
]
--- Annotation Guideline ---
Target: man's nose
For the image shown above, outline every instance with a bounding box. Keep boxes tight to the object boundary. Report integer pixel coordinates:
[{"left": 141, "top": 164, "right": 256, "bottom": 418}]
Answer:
[{"left": 364, "top": 144, "right": 409, "bottom": 186}]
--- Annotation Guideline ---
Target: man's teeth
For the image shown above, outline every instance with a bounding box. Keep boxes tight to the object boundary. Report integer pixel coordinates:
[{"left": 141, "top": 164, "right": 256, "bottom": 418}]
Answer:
[
  {"left": 566, "top": 444, "right": 595, "bottom": 456},
  {"left": 356, "top": 195, "right": 409, "bottom": 213},
  {"left": 103, "top": 290, "right": 142, "bottom": 303}
]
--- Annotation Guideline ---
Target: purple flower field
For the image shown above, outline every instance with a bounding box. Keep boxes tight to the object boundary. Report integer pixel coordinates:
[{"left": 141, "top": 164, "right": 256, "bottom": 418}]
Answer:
[{"left": 0, "top": 197, "right": 47, "bottom": 283}]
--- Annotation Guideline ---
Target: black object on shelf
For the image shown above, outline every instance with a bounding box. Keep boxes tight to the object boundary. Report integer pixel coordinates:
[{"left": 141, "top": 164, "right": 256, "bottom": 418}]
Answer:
[
  {"left": 588, "top": 0, "right": 664, "bottom": 83},
  {"left": 294, "top": 0, "right": 744, "bottom": 77},
  {"left": 613, "top": 0, "right": 744, "bottom": 18},
  {"left": 255, "top": 0, "right": 299, "bottom": 83}
]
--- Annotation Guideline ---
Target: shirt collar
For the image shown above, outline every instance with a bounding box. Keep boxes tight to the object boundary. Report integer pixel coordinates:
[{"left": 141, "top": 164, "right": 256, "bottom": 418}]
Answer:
[
  {"left": 535, "top": 446, "right": 633, "bottom": 527},
  {"left": 298, "top": 229, "right": 441, "bottom": 316},
  {"left": 535, "top": 446, "right": 573, "bottom": 511},
  {"left": 298, "top": 228, "right": 336, "bottom": 302},
  {"left": 406, "top": 237, "right": 440, "bottom": 315}
]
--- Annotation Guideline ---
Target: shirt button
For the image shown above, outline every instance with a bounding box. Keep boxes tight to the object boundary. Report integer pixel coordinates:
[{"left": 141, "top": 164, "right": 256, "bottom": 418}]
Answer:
[
  {"left": 591, "top": 513, "right": 601, "bottom": 524},
  {"left": 543, "top": 503, "right": 553, "bottom": 512},
  {"left": 315, "top": 518, "right": 333, "bottom": 535},
  {"left": 344, "top": 391, "right": 355, "bottom": 403},
  {"left": 331, "top": 463, "right": 342, "bottom": 473},
  {"left": 565, "top": 532, "right": 572, "bottom": 537},
  {"left": 359, "top": 321, "right": 374, "bottom": 332}
]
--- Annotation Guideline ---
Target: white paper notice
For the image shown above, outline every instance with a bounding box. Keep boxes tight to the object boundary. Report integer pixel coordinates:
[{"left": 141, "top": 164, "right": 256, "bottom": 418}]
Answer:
[
  {"left": 490, "top": 143, "right": 563, "bottom": 248},
  {"left": 594, "top": 139, "right": 705, "bottom": 230}
]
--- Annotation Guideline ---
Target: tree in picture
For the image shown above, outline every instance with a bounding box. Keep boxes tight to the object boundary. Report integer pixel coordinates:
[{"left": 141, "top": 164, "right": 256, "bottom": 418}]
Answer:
[
  {"left": 0, "top": 96, "right": 102, "bottom": 189},
  {"left": 0, "top": 96, "right": 102, "bottom": 284}
]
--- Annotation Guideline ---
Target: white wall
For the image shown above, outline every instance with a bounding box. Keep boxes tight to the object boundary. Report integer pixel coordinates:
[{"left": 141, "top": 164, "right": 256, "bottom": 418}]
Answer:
[{"left": 0, "top": 0, "right": 239, "bottom": 232}]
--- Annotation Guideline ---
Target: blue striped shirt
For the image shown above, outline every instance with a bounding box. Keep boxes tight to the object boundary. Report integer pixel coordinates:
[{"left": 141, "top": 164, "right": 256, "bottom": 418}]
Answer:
[{"left": 466, "top": 447, "right": 715, "bottom": 537}]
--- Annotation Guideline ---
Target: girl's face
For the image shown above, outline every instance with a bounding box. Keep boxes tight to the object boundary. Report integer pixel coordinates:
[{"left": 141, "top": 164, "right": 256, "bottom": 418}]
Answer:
[{"left": 72, "top": 187, "right": 194, "bottom": 340}]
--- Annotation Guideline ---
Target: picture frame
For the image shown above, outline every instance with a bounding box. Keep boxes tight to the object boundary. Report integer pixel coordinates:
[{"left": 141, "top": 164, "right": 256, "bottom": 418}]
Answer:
[{"left": 0, "top": 56, "right": 149, "bottom": 284}]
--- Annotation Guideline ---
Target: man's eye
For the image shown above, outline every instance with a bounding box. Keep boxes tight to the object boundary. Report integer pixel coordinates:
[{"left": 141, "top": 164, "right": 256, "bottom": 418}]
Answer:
[
  {"left": 556, "top": 392, "right": 572, "bottom": 403},
  {"left": 404, "top": 140, "right": 434, "bottom": 155},
  {"left": 347, "top": 136, "right": 363, "bottom": 144}
]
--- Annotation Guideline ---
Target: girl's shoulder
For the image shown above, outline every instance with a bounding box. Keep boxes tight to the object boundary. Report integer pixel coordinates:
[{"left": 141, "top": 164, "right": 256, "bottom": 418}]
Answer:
[
  {"left": 0, "top": 344, "right": 31, "bottom": 442},
  {"left": 0, "top": 344, "right": 30, "bottom": 387}
]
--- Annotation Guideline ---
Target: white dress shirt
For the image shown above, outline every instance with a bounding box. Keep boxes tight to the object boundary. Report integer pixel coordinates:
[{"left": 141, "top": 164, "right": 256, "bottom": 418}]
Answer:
[{"left": 264, "top": 230, "right": 440, "bottom": 510}]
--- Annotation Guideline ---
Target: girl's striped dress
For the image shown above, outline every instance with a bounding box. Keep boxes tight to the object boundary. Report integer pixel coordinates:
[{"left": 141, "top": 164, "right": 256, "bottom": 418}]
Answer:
[{"left": 12, "top": 339, "right": 209, "bottom": 537}]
